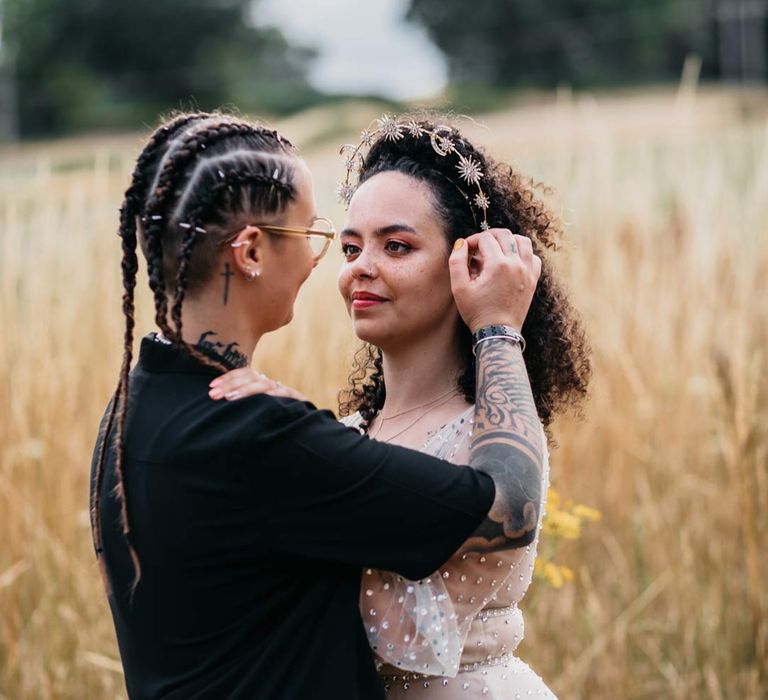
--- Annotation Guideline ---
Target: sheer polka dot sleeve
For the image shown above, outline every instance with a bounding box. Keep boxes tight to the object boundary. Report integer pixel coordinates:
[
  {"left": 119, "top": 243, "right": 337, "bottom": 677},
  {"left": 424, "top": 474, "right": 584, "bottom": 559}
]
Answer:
[{"left": 361, "top": 568, "right": 464, "bottom": 677}]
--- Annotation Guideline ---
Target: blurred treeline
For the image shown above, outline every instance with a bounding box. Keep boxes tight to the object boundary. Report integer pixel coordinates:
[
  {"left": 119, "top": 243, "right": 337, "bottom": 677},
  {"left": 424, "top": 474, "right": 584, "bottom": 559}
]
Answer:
[
  {"left": 409, "top": 0, "right": 726, "bottom": 100},
  {"left": 1, "top": 0, "right": 764, "bottom": 138},
  {"left": 1, "top": 0, "right": 322, "bottom": 136}
]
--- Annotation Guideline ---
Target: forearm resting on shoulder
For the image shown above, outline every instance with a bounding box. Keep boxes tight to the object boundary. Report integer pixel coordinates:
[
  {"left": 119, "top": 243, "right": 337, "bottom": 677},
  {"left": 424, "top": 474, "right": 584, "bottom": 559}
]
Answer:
[{"left": 464, "top": 337, "right": 544, "bottom": 554}]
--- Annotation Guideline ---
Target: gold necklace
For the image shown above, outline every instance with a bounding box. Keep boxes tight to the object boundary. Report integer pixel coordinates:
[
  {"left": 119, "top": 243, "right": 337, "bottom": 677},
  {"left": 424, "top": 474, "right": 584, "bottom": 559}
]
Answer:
[
  {"left": 378, "top": 387, "right": 459, "bottom": 423},
  {"left": 372, "top": 391, "right": 459, "bottom": 442}
]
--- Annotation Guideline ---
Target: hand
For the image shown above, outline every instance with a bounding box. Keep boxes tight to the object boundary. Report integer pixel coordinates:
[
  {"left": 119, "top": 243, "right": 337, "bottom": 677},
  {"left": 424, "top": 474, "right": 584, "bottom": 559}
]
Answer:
[
  {"left": 208, "top": 368, "right": 308, "bottom": 402},
  {"left": 449, "top": 229, "right": 541, "bottom": 333}
]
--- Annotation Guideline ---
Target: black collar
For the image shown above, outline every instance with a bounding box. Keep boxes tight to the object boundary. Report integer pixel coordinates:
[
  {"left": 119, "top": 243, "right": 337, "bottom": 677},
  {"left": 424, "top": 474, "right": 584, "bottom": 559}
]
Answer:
[{"left": 137, "top": 334, "right": 231, "bottom": 376}]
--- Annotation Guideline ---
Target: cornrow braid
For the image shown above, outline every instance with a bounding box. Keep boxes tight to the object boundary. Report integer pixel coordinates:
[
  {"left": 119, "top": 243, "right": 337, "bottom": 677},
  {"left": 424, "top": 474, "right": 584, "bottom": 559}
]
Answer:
[
  {"left": 91, "top": 113, "right": 214, "bottom": 580},
  {"left": 169, "top": 164, "right": 296, "bottom": 346},
  {"left": 142, "top": 121, "right": 250, "bottom": 336}
]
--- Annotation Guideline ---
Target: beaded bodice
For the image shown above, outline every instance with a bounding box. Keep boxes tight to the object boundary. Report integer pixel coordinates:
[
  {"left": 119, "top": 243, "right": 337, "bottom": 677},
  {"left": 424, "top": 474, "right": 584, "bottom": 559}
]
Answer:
[{"left": 342, "top": 407, "right": 550, "bottom": 678}]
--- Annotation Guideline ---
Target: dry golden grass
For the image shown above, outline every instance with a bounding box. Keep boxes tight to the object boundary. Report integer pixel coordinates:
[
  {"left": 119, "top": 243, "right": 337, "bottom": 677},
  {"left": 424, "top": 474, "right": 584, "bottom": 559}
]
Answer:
[{"left": 1, "top": 88, "right": 766, "bottom": 699}]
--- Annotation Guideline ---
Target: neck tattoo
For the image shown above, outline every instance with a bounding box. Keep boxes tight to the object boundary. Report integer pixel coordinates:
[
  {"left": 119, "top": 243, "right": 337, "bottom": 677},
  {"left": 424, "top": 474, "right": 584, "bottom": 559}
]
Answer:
[
  {"left": 221, "top": 263, "right": 234, "bottom": 305},
  {"left": 195, "top": 330, "right": 248, "bottom": 369}
]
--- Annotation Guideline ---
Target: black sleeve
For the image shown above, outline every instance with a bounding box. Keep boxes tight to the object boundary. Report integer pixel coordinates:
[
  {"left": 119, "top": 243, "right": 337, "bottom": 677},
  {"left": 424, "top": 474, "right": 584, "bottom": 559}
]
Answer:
[{"left": 244, "top": 398, "right": 496, "bottom": 581}]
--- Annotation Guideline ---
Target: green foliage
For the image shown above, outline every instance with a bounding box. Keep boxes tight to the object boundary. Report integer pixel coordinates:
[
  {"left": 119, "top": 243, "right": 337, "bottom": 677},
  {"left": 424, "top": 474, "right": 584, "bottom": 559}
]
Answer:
[
  {"left": 3, "top": 0, "right": 320, "bottom": 136},
  {"left": 406, "top": 0, "right": 718, "bottom": 90}
]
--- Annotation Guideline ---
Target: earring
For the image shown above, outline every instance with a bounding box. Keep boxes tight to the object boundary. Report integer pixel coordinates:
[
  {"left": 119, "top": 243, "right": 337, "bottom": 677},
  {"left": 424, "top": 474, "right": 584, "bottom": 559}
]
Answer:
[{"left": 246, "top": 269, "right": 260, "bottom": 281}]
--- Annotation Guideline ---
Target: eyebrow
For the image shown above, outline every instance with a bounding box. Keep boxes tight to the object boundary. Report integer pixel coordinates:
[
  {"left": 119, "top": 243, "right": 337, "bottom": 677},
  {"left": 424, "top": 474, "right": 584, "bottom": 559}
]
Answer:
[{"left": 340, "top": 224, "right": 417, "bottom": 238}]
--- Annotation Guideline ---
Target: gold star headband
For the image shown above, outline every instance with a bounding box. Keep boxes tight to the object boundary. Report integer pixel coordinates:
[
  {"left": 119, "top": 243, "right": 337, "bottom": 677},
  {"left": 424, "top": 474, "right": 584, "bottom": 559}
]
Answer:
[{"left": 338, "top": 115, "right": 491, "bottom": 230}]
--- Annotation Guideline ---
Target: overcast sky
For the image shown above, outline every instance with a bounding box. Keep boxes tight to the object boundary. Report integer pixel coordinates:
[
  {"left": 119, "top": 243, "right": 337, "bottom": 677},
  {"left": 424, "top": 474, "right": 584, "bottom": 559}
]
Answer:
[{"left": 256, "top": 0, "right": 448, "bottom": 100}]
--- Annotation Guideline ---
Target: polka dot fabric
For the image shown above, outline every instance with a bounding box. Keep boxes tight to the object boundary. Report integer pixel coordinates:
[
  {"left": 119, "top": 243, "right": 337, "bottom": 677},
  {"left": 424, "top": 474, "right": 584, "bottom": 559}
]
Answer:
[{"left": 343, "top": 408, "right": 556, "bottom": 698}]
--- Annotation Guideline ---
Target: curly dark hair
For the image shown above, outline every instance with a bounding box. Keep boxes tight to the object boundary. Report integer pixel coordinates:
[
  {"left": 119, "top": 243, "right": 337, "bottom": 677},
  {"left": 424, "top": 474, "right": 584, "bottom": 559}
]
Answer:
[{"left": 337, "top": 115, "right": 591, "bottom": 434}]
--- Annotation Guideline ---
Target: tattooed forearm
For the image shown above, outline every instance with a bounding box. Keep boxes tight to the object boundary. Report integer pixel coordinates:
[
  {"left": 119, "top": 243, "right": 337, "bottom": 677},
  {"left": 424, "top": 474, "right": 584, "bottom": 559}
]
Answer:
[
  {"left": 195, "top": 331, "right": 248, "bottom": 369},
  {"left": 465, "top": 338, "right": 544, "bottom": 553}
]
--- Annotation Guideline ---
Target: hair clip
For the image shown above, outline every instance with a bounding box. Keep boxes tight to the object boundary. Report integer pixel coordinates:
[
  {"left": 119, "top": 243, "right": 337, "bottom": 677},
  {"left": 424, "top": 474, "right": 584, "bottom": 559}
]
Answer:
[
  {"left": 150, "top": 214, "right": 162, "bottom": 221},
  {"left": 338, "top": 115, "right": 490, "bottom": 230},
  {"left": 178, "top": 222, "right": 192, "bottom": 229},
  {"left": 195, "top": 226, "right": 207, "bottom": 234}
]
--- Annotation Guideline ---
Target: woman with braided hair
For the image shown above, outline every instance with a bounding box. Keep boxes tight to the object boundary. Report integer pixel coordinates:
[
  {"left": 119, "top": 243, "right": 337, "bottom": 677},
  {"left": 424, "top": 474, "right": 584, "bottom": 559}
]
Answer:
[
  {"left": 213, "top": 115, "right": 591, "bottom": 698},
  {"left": 90, "top": 111, "right": 553, "bottom": 700}
]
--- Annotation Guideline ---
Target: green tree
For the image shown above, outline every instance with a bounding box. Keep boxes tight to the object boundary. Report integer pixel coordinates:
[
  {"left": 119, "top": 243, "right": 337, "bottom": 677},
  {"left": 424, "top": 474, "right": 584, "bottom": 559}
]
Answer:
[
  {"left": 406, "top": 0, "right": 717, "bottom": 89},
  {"left": 3, "top": 0, "right": 319, "bottom": 135}
]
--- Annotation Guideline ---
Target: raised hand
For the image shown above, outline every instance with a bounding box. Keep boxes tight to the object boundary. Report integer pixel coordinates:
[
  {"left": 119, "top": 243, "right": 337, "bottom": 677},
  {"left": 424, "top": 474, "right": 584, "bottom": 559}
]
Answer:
[{"left": 449, "top": 229, "right": 541, "bottom": 333}]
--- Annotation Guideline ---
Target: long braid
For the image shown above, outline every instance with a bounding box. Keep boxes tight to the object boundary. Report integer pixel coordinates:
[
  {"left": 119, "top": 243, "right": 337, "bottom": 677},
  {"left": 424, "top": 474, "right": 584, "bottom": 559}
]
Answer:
[
  {"left": 100, "top": 116, "right": 296, "bottom": 590},
  {"left": 92, "top": 113, "right": 217, "bottom": 590},
  {"left": 112, "top": 206, "right": 141, "bottom": 589},
  {"left": 137, "top": 114, "right": 215, "bottom": 339}
]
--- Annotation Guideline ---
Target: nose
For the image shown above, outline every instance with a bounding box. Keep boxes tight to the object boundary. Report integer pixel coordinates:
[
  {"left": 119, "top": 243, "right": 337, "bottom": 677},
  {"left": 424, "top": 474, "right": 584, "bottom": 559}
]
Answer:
[{"left": 349, "top": 246, "right": 377, "bottom": 279}]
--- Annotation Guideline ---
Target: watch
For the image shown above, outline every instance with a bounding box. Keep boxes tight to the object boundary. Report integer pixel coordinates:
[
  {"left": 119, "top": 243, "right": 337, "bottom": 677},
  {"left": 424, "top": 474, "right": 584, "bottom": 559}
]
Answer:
[{"left": 471, "top": 324, "right": 526, "bottom": 355}]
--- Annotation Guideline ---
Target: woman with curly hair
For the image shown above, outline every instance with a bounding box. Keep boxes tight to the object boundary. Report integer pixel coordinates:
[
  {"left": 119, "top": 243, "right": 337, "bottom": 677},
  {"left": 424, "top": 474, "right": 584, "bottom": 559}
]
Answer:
[{"left": 213, "top": 114, "right": 590, "bottom": 698}]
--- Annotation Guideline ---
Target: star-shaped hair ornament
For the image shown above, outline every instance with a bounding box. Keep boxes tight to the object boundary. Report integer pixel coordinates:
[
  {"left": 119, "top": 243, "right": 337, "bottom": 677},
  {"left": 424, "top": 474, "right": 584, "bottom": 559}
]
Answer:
[
  {"left": 405, "top": 119, "right": 425, "bottom": 138},
  {"left": 336, "top": 182, "right": 356, "bottom": 207},
  {"left": 456, "top": 154, "right": 483, "bottom": 186},
  {"left": 337, "top": 115, "right": 490, "bottom": 230},
  {"left": 474, "top": 192, "right": 491, "bottom": 210},
  {"left": 360, "top": 129, "right": 374, "bottom": 146},
  {"left": 339, "top": 144, "right": 364, "bottom": 174},
  {"left": 377, "top": 114, "right": 404, "bottom": 142}
]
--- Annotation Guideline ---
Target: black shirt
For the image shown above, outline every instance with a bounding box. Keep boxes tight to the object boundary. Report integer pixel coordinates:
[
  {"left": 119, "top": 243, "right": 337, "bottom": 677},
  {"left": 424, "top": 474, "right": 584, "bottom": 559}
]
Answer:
[{"left": 92, "top": 335, "right": 496, "bottom": 700}]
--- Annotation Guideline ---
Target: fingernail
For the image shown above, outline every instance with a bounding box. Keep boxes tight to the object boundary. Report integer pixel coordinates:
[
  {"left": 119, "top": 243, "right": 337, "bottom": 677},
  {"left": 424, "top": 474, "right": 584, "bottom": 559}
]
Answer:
[
  {"left": 209, "top": 378, "right": 221, "bottom": 387},
  {"left": 224, "top": 391, "right": 240, "bottom": 401},
  {"left": 453, "top": 239, "right": 465, "bottom": 251},
  {"left": 209, "top": 388, "right": 223, "bottom": 399}
]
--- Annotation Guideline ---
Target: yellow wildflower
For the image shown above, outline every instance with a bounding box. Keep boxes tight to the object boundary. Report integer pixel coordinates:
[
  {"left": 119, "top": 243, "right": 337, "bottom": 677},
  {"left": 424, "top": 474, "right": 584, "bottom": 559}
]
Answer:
[
  {"left": 542, "top": 510, "right": 581, "bottom": 539},
  {"left": 572, "top": 504, "right": 602, "bottom": 523},
  {"left": 543, "top": 562, "right": 564, "bottom": 588}
]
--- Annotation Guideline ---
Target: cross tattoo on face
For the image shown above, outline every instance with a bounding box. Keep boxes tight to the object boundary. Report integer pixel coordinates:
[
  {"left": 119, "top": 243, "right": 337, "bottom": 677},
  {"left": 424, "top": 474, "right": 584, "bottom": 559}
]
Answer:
[{"left": 221, "top": 263, "right": 234, "bottom": 305}]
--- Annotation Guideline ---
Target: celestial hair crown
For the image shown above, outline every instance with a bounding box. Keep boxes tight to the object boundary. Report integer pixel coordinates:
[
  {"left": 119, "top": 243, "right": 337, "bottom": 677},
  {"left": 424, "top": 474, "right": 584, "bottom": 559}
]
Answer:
[{"left": 337, "top": 115, "right": 491, "bottom": 230}]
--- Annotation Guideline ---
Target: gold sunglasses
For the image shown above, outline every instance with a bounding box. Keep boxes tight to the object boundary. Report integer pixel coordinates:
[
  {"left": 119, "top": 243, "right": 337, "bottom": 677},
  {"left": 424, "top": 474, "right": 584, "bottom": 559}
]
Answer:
[{"left": 229, "top": 216, "right": 337, "bottom": 263}]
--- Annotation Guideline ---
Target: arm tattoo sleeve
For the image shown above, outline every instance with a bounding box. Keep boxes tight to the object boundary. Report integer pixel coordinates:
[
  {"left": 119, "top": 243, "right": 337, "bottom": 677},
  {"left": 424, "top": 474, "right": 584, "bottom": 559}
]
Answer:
[{"left": 464, "top": 338, "right": 544, "bottom": 553}]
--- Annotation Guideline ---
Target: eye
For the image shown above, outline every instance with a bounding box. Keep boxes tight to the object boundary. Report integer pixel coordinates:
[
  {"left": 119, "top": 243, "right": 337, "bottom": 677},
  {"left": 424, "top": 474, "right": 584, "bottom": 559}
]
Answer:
[
  {"left": 341, "top": 242, "right": 361, "bottom": 259},
  {"left": 385, "top": 240, "right": 412, "bottom": 255}
]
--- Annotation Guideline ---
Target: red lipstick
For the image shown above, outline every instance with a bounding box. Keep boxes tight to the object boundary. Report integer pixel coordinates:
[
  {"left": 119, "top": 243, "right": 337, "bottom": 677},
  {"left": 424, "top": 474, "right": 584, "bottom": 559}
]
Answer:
[{"left": 351, "top": 291, "right": 387, "bottom": 310}]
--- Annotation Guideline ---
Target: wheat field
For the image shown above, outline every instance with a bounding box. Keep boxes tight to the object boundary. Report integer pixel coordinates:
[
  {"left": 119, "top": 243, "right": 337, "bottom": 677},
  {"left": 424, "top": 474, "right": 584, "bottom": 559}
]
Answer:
[{"left": 1, "top": 87, "right": 767, "bottom": 699}]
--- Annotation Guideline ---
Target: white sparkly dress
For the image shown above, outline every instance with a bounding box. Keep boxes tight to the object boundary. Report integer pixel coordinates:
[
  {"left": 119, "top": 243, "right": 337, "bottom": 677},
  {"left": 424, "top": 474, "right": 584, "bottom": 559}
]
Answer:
[{"left": 343, "top": 407, "right": 556, "bottom": 699}]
